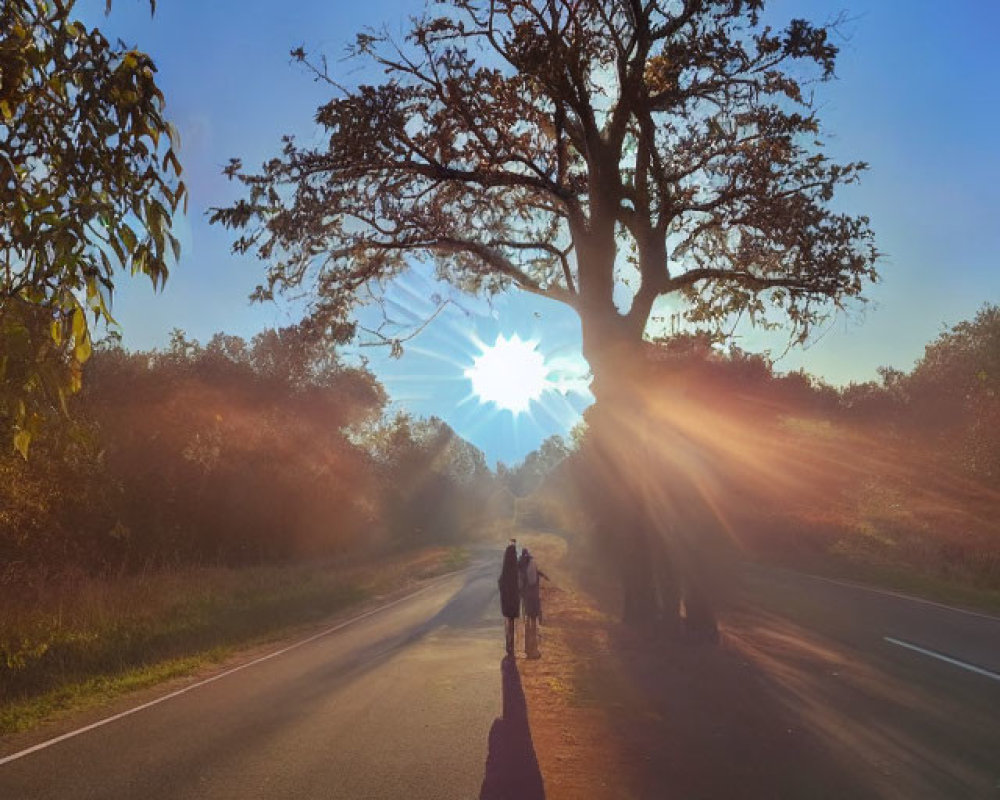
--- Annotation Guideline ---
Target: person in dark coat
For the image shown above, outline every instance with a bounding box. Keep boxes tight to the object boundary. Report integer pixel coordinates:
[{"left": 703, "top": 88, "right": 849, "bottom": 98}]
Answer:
[{"left": 498, "top": 539, "right": 521, "bottom": 655}]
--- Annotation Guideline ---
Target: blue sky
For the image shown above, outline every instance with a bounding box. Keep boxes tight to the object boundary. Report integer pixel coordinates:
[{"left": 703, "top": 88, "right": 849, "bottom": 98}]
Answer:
[{"left": 77, "top": 0, "right": 1000, "bottom": 465}]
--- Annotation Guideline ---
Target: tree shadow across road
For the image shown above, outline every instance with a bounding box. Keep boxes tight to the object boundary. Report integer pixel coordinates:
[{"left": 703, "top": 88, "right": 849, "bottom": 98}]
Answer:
[
  {"left": 479, "top": 655, "right": 546, "bottom": 800},
  {"left": 592, "top": 601, "right": 1000, "bottom": 799}
]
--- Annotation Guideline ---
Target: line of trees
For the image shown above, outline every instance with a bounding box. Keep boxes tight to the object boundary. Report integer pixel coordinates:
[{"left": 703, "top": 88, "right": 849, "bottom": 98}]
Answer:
[
  {"left": 636, "top": 304, "right": 1000, "bottom": 486},
  {"left": 503, "top": 305, "right": 1000, "bottom": 595},
  {"left": 0, "top": 324, "right": 499, "bottom": 582},
  {"left": 840, "top": 305, "right": 1000, "bottom": 483}
]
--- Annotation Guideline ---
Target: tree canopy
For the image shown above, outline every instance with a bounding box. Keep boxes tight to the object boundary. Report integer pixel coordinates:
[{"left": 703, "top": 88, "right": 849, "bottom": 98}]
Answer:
[
  {"left": 1, "top": 323, "right": 503, "bottom": 574},
  {"left": 499, "top": 433, "right": 572, "bottom": 495},
  {"left": 213, "top": 0, "right": 877, "bottom": 379},
  {"left": 1, "top": 0, "right": 184, "bottom": 455}
]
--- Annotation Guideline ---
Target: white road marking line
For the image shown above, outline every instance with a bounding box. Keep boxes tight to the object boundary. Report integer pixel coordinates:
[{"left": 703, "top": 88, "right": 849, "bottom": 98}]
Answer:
[
  {"left": 884, "top": 636, "right": 1000, "bottom": 682},
  {"left": 0, "top": 564, "right": 482, "bottom": 768},
  {"left": 757, "top": 565, "right": 1000, "bottom": 623}
]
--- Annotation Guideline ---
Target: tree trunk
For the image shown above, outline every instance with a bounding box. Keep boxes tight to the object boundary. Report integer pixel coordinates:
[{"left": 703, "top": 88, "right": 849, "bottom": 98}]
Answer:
[
  {"left": 653, "top": 536, "right": 683, "bottom": 637},
  {"left": 682, "top": 581, "right": 719, "bottom": 643},
  {"left": 621, "top": 515, "right": 659, "bottom": 626},
  {"left": 580, "top": 332, "right": 719, "bottom": 643}
]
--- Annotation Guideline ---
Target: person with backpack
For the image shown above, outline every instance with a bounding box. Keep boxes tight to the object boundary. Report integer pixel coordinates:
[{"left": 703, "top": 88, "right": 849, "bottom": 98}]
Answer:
[
  {"left": 518, "top": 548, "right": 548, "bottom": 659},
  {"left": 498, "top": 539, "right": 521, "bottom": 655}
]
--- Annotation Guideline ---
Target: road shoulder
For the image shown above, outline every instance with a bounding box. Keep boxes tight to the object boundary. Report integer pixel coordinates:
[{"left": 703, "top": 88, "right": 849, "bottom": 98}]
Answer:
[{"left": 515, "top": 532, "right": 873, "bottom": 799}]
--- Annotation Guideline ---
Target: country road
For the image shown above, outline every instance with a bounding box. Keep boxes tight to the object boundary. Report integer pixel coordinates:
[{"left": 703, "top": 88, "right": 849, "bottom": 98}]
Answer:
[
  {"left": 2, "top": 555, "right": 999, "bottom": 799},
  {"left": 0, "top": 558, "right": 541, "bottom": 800}
]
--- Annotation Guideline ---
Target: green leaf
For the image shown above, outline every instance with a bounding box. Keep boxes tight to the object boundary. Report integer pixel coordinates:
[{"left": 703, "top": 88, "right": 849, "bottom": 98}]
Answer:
[
  {"left": 164, "top": 148, "right": 182, "bottom": 176},
  {"left": 121, "top": 224, "right": 137, "bottom": 253},
  {"left": 176, "top": 180, "right": 188, "bottom": 215},
  {"left": 168, "top": 230, "right": 181, "bottom": 262}
]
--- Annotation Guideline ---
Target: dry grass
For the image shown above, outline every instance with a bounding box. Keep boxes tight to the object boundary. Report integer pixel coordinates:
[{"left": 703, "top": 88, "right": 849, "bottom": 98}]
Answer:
[
  {"left": 734, "top": 415, "right": 1000, "bottom": 606},
  {"left": 512, "top": 529, "right": 638, "bottom": 800}
]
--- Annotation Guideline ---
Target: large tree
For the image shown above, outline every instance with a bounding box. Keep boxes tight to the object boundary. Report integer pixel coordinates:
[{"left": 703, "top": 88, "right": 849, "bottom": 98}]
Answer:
[
  {"left": 213, "top": 0, "right": 878, "bottom": 634},
  {"left": 1, "top": 0, "right": 185, "bottom": 456}
]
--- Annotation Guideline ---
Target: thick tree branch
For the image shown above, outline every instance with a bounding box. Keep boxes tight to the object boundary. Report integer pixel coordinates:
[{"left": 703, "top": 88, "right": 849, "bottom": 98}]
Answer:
[
  {"left": 436, "top": 236, "right": 578, "bottom": 306},
  {"left": 664, "top": 267, "right": 829, "bottom": 294}
]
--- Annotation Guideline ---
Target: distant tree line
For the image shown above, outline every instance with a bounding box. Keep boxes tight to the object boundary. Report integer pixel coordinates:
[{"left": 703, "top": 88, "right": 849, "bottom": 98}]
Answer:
[
  {"left": 498, "top": 435, "right": 574, "bottom": 498},
  {"left": 839, "top": 305, "right": 1000, "bottom": 482},
  {"left": 503, "top": 303, "right": 1000, "bottom": 541},
  {"left": 639, "top": 304, "right": 1000, "bottom": 485},
  {"left": 0, "top": 325, "right": 499, "bottom": 581}
]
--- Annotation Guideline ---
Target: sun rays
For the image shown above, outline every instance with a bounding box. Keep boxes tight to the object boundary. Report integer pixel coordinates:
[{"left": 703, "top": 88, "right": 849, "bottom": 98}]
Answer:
[{"left": 352, "top": 266, "right": 594, "bottom": 463}]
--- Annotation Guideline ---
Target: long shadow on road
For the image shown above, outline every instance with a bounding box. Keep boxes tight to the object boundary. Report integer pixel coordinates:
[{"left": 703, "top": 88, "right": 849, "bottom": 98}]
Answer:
[
  {"left": 479, "top": 655, "right": 546, "bottom": 800},
  {"left": 592, "top": 602, "right": 1000, "bottom": 799},
  {"left": 576, "top": 611, "right": 879, "bottom": 799}
]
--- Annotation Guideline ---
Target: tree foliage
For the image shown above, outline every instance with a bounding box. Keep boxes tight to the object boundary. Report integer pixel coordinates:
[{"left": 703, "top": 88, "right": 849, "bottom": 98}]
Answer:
[
  {"left": 499, "top": 433, "right": 572, "bottom": 496},
  {"left": 213, "top": 0, "right": 877, "bottom": 378},
  {"left": 905, "top": 305, "right": 1000, "bottom": 481},
  {"left": 1, "top": 0, "right": 184, "bottom": 455},
  {"left": 362, "top": 412, "right": 496, "bottom": 542},
  {"left": 1, "top": 325, "right": 499, "bottom": 575}
]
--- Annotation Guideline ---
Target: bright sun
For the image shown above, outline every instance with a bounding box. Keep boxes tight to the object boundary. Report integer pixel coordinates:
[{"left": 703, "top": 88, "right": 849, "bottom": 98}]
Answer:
[{"left": 465, "top": 334, "right": 550, "bottom": 414}]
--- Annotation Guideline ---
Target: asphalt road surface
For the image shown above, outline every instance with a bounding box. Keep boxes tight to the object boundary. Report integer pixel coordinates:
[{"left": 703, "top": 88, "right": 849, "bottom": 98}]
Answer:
[
  {"left": 0, "top": 558, "right": 529, "bottom": 800},
  {"left": 2, "top": 556, "right": 999, "bottom": 799},
  {"left": 740, "top": 565, "right": 1000, "bottom": 799}
]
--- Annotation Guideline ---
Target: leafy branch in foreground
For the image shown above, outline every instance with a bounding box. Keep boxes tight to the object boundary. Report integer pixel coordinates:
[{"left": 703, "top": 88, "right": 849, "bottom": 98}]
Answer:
[{"left": 1, "top": 0, "right": 184, "bottom": 456}]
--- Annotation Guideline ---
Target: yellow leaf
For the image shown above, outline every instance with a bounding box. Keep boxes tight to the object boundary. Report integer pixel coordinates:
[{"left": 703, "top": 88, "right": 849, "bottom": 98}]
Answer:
[
  {"left": 69, "top": 362, "right": 83, "bottom": 393},
  {"left": 72, "top": 306, "right": 86, "bottom": 341},
  {"left": 13, "top": 430, "right": 31, "bottom": 460},
  {"left": 75, "top": 335, "right": 92, "bottom": 363}
]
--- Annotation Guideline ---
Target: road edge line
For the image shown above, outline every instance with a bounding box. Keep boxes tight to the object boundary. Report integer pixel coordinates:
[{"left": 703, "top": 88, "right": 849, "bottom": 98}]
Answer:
[
  {"left": 0, "top": 563, "right": 482, "bottom": 768},
  {"left": 883, "top": 636, "right": 1000, "bottom": 682},
  {"left": 752, "top": 563, "right": 1000, "bottom": 623}
]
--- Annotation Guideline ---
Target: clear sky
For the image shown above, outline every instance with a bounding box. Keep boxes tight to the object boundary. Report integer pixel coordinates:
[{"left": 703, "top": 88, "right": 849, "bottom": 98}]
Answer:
[{"left": 77, "top": 0, "right": 1000, "bottom": 465}]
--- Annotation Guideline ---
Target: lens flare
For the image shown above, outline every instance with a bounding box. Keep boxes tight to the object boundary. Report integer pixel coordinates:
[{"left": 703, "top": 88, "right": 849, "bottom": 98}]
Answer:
[{"left": 465, "top": 334, "right": 549, "bottom": 414}]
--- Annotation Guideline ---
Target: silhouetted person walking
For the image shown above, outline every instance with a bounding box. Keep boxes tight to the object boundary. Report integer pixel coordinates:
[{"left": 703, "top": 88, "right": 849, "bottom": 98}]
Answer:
[
  {"left": 498, "top": 539, "right": 521, "bottom": 655},
  {"left": 518, "top": 548, "right": 548, "bottom": 659}
]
